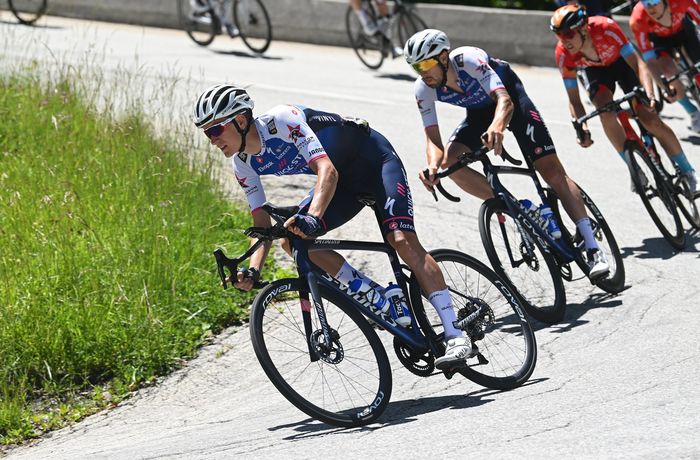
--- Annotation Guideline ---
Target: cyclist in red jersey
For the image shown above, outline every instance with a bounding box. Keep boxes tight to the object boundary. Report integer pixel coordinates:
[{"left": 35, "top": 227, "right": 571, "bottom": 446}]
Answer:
[
  {"left": 551, "top": 4, "right": 698, "bottom": 193},
  {"left": 630, "top": 0, "right": 700, "bottom": 132}
]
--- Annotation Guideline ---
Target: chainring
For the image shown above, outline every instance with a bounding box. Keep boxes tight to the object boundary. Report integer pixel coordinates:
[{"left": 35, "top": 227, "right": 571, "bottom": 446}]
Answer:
[{"left": 393, "top": 337, "right": 434, "bottom": 377}]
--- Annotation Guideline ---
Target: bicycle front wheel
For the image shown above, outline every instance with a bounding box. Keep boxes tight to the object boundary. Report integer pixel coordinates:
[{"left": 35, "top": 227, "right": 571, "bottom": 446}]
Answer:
[
  {"left": 233, "top": 0, "right": 272, "bottom": 54},
  {"left": 479, "top": 198, "right": 566, "bottom": 323},
  {"left": 8, "top": 0, "right": 47, "bottom": 25},
  {"left": 249, "top": 278, "right": 392, "bottom": 427},
  {"left": 627, "top": 145, "right": 685, "bottom": 250},
  {"left": 546, "top": 185, "right": 625, "bottom": 294},
  {"left": 411, "top": 249, "right": 537, "bottom": 390},
  {"left": 178, "top": 0, "right": 219, "bottom": 47},
  {"left": 345, "top": 5, "right": 384, "bottom": 70}
]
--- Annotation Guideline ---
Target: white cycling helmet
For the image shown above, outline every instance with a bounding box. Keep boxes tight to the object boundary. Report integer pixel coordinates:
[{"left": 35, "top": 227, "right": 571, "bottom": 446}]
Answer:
[
  {"left": 403, "top": 29, "right": 450, "bottom": 65},
  {"left": 192, "top": 84, "right": 254, "bottom": 128}
]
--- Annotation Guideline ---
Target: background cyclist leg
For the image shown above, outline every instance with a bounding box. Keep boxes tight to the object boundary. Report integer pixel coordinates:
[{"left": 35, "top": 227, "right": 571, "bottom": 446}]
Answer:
[
  {"left": 385, "top": 229, "right": 474, "bottom": 366},
  {"left": 635, "top": 103, "right": 698, "bottom": 192},
  {"left": 648, "top": 52, "right": 700, "bottom": 131},
  {"left": 532, "top": 155, "right": 609, "bottom": 276},
  {"left": 350, "top": 0, "right": 389, "bottom": 36}
]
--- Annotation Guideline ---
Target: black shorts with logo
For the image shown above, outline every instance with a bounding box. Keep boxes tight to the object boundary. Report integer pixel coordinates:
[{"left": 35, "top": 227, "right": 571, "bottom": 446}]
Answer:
[
  {"left": 298, "top": 128, "right": 415, "bottom": 235},
  {"left": 448, "top": 60, "right": 557, "bottom": 163},
  {"left": 649, "top": 16, "right": 700, "bottom": 63},
  {"left": 581, "top": 57, "right": 639, "bottom": 100}
]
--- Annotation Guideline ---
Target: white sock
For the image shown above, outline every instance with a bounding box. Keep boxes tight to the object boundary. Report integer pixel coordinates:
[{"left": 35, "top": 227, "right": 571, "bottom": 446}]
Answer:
[
  {"left": 428, "top": 289, "right": 463, "bottom": 339},
  {"left": 335, "top": 261, "right": 382, "bottom": 290}
]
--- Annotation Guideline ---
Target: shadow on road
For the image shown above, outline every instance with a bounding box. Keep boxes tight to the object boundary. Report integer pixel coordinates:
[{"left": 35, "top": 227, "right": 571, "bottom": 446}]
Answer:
[
  {"left": 680, "top": 134, "right": 700, "bottom": 145},
  {"left": 376, "top": 72, "right": 416, "bottom": 82},
  {"left": 529, "top": 292, "right": 624, "bottom": 333},
  {"left": 267, "top": 378, "right": 549, "bottom": 438},
  {"left": 212, "top": 50, "right": 283, "bottom": 60},
  {"left": 620, "top": 233, "right": 698, "bottom": 259},
  {"left": 0, "top": 20, "right": 62, "bottom": 30}
]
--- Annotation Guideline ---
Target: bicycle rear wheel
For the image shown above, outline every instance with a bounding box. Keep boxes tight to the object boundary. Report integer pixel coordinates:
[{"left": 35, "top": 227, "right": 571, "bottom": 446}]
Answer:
[
  {"left": 178, "top": 0, "right": 219, "bottom": 47},
  {"left": 395, "top": 8, "right": 428, "bottom": 49},
  {"left": 345, "top": 5, "right": 385, "bottom": 70},
  {"left": 627, "top": 145, "right": 685, "bottom": 250},
  {"left": 249, "top": 278, "right": 392, "bottom": 427},
  {"left": 546, "top": 185, "right": 625, "bottom": 294},
  {"left": 233, "top": 0, "right": 272, "bottom": 54},
  {"left": 409, "top": 249, "right": 537, "bottom": 390},
  {"left": 8, "top": 0, "right": 47, "bottom": 25},
  {"left": 479, "top": 198, "right": 566, "bottom": 324}
]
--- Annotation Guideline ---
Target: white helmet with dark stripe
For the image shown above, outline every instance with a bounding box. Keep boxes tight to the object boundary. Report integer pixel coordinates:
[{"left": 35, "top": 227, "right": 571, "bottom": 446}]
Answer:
[
  {"left": 192, "top": 84, "right": 254, "bottom": 128},
  {"left": 403, "top": 29, "right": 450, "bottom": 65}
]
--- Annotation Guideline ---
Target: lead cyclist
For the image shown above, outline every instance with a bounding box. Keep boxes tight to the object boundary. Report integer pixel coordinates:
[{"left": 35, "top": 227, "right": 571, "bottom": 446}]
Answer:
[{"left": 192, "top": 84, "right": 476, "bottom": 368}]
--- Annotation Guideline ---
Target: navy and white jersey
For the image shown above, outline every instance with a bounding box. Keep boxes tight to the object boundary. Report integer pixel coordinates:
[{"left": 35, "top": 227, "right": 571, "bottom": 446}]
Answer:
[
  {"left": 233, "top": 104, "right": 337, "bottom": 212},
  {"left": 414, "top": 46, "right": 508, "bottom": 128}
]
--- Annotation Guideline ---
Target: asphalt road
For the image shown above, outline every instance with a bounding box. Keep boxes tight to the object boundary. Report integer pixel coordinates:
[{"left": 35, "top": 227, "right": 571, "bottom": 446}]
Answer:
[{"left": 3, "top": 13, "right": 699, "bottom": 459}]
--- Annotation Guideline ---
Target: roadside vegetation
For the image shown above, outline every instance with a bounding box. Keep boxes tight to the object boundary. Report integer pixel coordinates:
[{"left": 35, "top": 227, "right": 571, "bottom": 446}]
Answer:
[{"left": 0, "top": 73, "right": 274, "bottom": 445}]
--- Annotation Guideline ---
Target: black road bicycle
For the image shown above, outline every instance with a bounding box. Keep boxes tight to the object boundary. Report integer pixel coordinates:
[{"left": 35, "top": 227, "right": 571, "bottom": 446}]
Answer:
[
  {"left": 574, "top": 87, "right": 699, "bottom": 250},
  {"left": 430, "top": 146, "right": 625, "bottom": 324},
  {"left": 345, "top": 0, "right": 427, "bottom": 70},
  {"left": 177, "top": 0, "right": 272, "bottom": 54},
  {"left": 7, "top": 0, "right": 47, "bottom": 25},
  {"left": 214, "top": 200, "right": 537, "bottom": 427}
]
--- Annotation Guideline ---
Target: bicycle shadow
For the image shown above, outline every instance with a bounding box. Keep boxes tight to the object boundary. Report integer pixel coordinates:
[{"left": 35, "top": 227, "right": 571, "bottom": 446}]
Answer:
[
  {"left": 267, "top": 377, "right": 548, "bottom": 438},
  {"left": 0, "top": 19, "right": 62, "bottom": 30},
  {"left": 212, "top": 49, "right": 283, "bottom": 60},
  {"left": 529, "top": 291, "right": 625, "bottom": 334},
  {"left": 375, "top": 72, "right": 417, "bottom": 82},
  {"left": 680, "top": 134, "right": 700, "bottom": 145},
  {"left": 619, "top": 234, "right": 696, "bottom": 259}
]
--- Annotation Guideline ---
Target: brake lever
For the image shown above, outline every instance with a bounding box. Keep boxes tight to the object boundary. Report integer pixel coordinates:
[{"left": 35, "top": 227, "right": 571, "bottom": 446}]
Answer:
[{"left": 213, "top": 248, "right": 236, "bottom": 290}]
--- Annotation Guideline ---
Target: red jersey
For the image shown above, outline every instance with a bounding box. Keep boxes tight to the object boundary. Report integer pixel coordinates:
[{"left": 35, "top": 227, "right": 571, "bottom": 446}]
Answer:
[
  {"left": 555, "top": 16, "right": 635, "bottom": 80},
  {"left": 629, "top": 0, "right": 700, "bottom": 54}
]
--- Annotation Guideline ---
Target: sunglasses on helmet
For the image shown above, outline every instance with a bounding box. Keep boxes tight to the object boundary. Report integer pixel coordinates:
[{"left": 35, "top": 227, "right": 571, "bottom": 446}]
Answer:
[
  {"left": 203, "top": 117, "right": 234, "bottom": 139},
  {"left": 641, "top": 0, "right": 662, "bottom": 6},
  {"left": 411, "top": 58, "right": 440, "bottom": 73}
]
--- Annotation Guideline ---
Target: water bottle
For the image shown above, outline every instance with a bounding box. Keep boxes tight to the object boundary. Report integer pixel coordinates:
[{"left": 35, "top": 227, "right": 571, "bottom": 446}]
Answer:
[
  {"left": 347, "top": 278, "right": 388, "bottom": 314},
  {"left": 519, "top": 199, "right": 540, "bottom": 221},
  {"left": 538, "top": 203, "right": 562, "bottom": 239},
  {"left": 383, "top": 283, "right": 411, "bottom": 327}
]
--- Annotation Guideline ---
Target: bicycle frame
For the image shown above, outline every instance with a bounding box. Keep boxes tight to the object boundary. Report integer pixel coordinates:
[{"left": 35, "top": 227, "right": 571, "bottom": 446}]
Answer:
[{"left": 481, "top": 157, "right": 578, "bottom": 266}]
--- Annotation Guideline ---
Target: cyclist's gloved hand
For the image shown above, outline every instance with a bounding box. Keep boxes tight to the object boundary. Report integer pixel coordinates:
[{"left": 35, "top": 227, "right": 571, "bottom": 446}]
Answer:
[
  {"left": 572, "top": 121, "right": 593, "bottom": 148},
  {"left": 233, "top": 267, "right": 260, "bottom": 292},
  {"left": 286, "top": 213, "right": 325, "bottom": 238}
]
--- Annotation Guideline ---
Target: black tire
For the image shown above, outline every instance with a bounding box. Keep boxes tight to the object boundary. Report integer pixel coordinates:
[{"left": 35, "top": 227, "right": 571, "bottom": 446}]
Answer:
[
  {"left": 627, "top": 145, "right": 685, "bottom": 250},
  {"left": 178, "top": 0, "right": 219, "bottom": 47},
  {"left": 345, "top": 4, "right": 385, "bottom": 70},
  {"left": 395, "top": 8, "right": 428, "bottom": 50},
  {"left": 674, "top": 175, "right": 700, "bottom": 229},
  {"left": 233, "top": 0, "right": 272, "bottom": 54},
  {"left": 546, "top": 185, "right": 625, "bottom": 294},
  {"left": 8, "top": 0, "right": 47, "bottom": 25},
  {"left": 479, "top": 198, "right": 567, "bottom": 324},
  {"left": 409, "top": 249, "right": 537, "bottom": 390},
  {"left": 249, "top": 278, "right": 392, "bottom": 427}
]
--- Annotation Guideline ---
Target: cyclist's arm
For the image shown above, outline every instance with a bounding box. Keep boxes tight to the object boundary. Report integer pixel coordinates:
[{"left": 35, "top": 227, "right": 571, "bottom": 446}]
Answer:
[
  {"left": 623, "top": 47, "right": 655, "bottom": 101},
  {"left": 306, "top": 155, "right": 339, "bottom": 219},
  {"left": 487, "top": 88, "right": 513, "bottom": 140},
  {"left": 247, "top": 209, "right": 273, "bottom": 272},
  {"left": 424, "top": 125, "right": 444, "bottom": 171}
]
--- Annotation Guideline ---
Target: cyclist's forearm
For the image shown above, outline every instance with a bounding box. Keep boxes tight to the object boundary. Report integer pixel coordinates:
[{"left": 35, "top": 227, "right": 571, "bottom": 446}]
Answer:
[
  {"left": 307, "top": 163, "right": 338, "bottom": 218},
  {"left": 249, "top": 240, "right": 272, "bottom": 272},
  {"left": 490, "top": 91, "right": 513, "bottom": 132}
]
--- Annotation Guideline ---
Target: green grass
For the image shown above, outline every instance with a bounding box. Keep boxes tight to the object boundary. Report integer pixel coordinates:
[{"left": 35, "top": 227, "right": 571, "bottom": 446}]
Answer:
[{"left": 0, "top": 75, "right": 273, "bottom": 444}]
